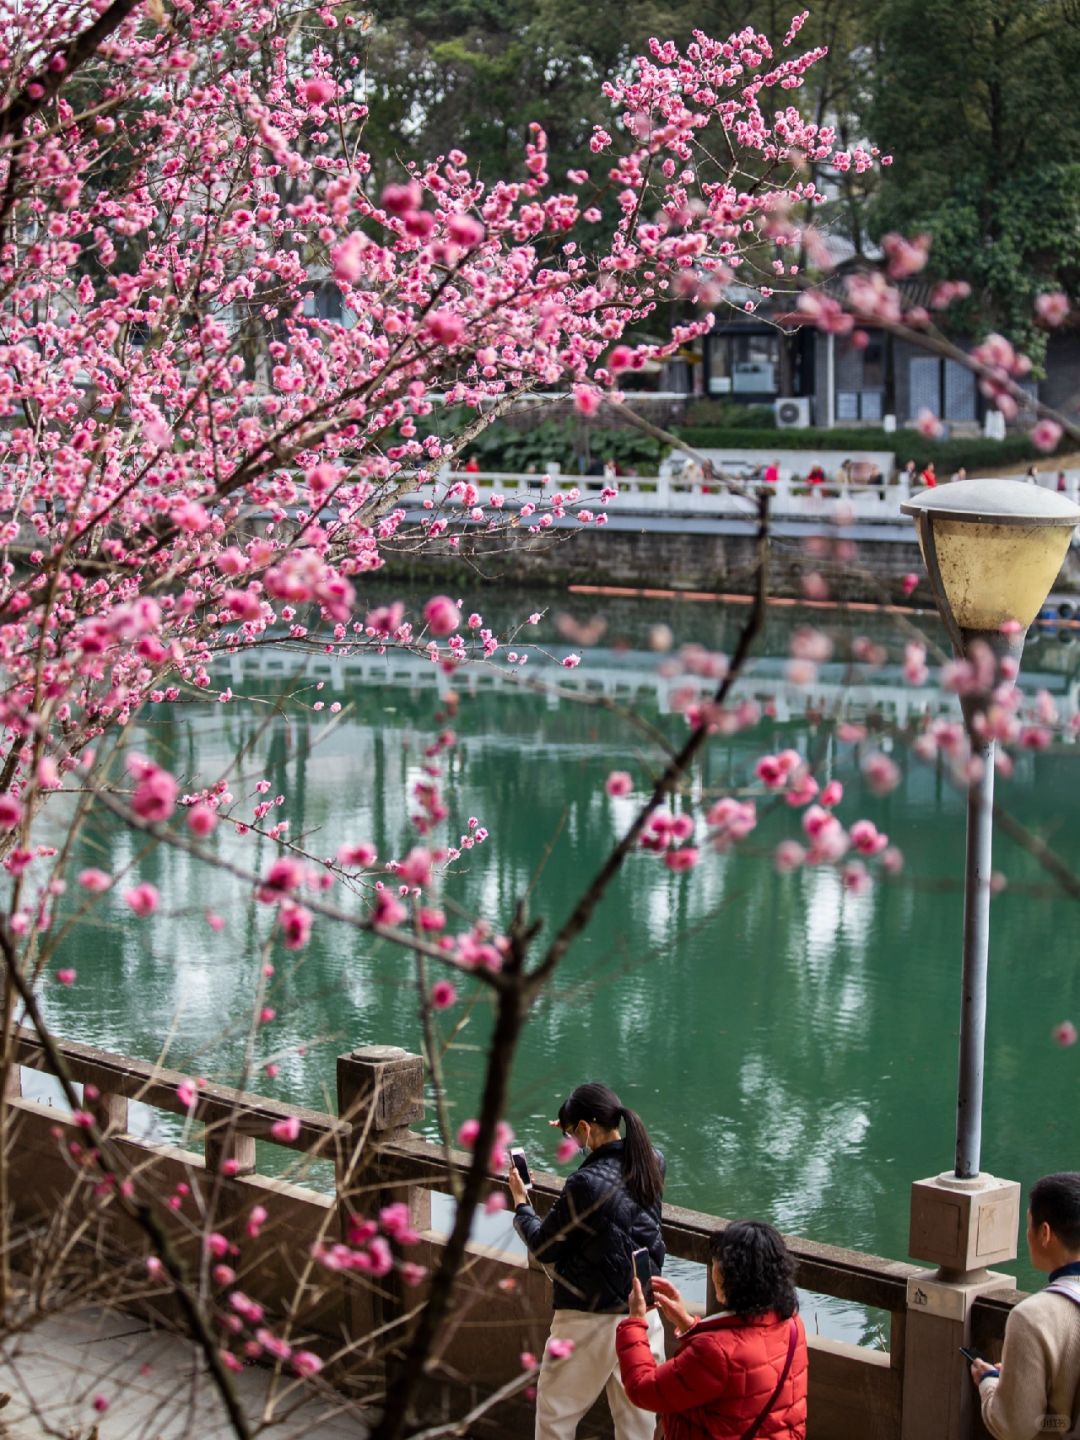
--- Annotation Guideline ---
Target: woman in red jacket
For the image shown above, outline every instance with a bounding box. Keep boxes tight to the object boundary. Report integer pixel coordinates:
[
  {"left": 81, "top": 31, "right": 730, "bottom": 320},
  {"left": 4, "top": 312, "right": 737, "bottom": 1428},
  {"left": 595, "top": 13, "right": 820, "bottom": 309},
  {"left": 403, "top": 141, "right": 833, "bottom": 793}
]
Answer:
[{"left": 616, "top": 1220, "right": 808, "bottom": 1439}]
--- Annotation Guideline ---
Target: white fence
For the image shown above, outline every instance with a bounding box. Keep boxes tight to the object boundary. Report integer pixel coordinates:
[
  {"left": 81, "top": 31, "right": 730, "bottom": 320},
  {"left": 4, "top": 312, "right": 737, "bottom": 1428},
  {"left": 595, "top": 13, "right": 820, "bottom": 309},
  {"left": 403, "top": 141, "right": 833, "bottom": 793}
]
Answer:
[
  {"left": 218, "top": 647, "right": 1080, "bottom": 731},
  {"left": 426, "top": 467, "right": 1080, "bottom": 527}
]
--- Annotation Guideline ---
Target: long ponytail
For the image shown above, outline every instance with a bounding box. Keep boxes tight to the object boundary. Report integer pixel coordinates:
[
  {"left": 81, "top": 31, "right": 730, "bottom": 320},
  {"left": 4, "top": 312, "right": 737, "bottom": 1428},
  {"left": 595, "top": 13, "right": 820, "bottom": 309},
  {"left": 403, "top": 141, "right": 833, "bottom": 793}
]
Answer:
[{"left": 557, "top": 1082, "right": 663, "bottom": 1210}]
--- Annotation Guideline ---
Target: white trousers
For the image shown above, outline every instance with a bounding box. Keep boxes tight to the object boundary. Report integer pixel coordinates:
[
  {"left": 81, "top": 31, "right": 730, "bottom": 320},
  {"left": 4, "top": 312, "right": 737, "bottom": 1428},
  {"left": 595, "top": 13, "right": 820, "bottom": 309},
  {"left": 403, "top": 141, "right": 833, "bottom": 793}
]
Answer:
[{"left": 535, "top": 1308, "right": 664, "bottom": 1440}]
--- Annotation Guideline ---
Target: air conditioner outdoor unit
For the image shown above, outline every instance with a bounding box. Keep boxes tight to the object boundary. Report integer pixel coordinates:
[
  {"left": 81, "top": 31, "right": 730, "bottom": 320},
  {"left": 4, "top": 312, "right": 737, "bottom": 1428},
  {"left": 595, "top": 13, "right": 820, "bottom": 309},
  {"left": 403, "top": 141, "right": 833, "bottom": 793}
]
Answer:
[{"left": 774, "top": 397, "right": 812, "bottom": 428}]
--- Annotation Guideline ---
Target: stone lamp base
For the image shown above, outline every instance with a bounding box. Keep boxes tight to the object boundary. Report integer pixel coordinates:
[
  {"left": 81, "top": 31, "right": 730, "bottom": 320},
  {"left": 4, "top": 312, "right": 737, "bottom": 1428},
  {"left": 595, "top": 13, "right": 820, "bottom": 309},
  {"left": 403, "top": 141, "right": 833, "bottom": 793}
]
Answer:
[{"left": 909, "top": 1171, "right": 1021, "bottom": 1275}]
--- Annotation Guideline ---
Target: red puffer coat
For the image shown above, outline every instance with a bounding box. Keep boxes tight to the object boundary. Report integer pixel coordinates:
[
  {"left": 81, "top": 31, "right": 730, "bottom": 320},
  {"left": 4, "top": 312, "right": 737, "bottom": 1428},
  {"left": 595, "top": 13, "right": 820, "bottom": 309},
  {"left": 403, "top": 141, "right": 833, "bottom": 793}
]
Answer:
[{"left": 616, "top": 1309, "right": 808, "bottom": 1440}]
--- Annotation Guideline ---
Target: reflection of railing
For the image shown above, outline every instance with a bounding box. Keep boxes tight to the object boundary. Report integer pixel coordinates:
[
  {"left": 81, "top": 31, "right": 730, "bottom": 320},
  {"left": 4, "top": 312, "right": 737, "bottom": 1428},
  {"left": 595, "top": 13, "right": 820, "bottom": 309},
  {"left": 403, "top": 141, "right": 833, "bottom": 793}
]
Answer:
[
  {"left": 9, "top": 1027, "right": 1018, "bottom": 1439},
  {"left": 218, "top": 647, "right": 1080, "bottom": 730},
  {"left": 427, "top": 469, "right": 1080, "bottom": 528}
]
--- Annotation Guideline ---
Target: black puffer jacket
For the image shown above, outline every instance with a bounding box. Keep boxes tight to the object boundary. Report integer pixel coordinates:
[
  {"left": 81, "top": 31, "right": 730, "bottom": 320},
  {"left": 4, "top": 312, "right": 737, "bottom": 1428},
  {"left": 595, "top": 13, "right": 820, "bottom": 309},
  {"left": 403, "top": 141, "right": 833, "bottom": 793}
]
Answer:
[{"left": 514, "top": 1140, "right": 665, "bottom": 1312}]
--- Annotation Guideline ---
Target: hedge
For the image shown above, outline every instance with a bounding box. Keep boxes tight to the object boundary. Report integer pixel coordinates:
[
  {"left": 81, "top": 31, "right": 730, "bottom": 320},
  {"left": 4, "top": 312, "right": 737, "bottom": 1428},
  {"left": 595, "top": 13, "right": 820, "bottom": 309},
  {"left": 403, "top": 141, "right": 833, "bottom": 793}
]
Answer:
[{"left": 671, "top": 426, "right": 1052, "bottom": 473}]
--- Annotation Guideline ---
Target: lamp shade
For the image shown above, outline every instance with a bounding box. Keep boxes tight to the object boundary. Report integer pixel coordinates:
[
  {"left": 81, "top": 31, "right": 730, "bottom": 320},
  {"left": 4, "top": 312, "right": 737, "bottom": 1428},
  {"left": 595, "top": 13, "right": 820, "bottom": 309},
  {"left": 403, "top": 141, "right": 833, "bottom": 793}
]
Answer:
[{"left": 901, "top": 479, "right": 1080, "bottom": 634}]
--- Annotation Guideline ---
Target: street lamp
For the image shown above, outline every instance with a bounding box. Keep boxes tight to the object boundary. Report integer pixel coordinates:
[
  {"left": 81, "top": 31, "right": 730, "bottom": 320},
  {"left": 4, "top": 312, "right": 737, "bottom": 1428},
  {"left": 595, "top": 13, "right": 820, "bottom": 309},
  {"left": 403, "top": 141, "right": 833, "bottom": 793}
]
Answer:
[
  {"left": 898, "top": 480, "right": 1080, "bottom": 1296},
  {"left": 901, "top": 479, "right": 1080, "bottom": 1183}
]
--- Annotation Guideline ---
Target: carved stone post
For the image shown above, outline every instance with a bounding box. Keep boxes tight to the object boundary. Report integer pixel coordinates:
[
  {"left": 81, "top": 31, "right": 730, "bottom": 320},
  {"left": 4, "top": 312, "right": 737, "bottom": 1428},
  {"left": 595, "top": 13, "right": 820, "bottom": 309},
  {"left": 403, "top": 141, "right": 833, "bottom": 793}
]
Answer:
[
  {"left": 335, "top": 1046, "right": 426, "bottom": 1377},
  {"left": 86, "top": 1088, "right": 128, "bottom": 1137}
]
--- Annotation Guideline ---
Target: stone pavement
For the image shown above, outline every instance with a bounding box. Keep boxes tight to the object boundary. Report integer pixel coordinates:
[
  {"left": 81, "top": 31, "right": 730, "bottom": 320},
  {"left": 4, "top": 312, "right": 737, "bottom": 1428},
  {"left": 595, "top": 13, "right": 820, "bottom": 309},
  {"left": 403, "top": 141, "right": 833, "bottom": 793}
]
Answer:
[{"left": 0, "top": 1307, "right": 369, "bottom": 1439}]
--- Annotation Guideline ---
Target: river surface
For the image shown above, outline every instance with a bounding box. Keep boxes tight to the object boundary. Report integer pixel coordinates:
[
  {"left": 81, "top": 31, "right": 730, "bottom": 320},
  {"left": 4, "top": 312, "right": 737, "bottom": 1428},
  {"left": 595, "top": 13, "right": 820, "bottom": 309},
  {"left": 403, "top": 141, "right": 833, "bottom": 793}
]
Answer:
[{"left": 33, "top": 588, "right": 1080, "bottom": 1341}]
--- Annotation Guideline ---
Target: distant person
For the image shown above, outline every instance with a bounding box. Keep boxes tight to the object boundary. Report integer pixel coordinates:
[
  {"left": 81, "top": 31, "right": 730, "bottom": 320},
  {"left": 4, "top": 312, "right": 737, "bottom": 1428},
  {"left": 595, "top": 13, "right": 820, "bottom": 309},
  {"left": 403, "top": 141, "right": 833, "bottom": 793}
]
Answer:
[
  {"left": 463, "top": 454, "right": 480, "bottom": 474},
  {"left": 1058, "top": 469, "right": 1068, "bottom": 494},
  {"left": 903, "top": 459, "right": 917, "bottom": 486},
  {"left": 970, "top": 1173, "right": 1080, "bottom": 1439},
  {"left": 1026, "top": 464, "right": 1039, "bottom": 484},
  {"left": 586, "top": 457, "right": 605, "bottom": 477},
  {"left": 950, "top": 466, "right": 968, "bottom": 484},
  {"left": 604, "top": 458, "right": 619, "bottom": 483},
  {"left": 920, "top": 461, "right": 937, "bottom": 488},
  {"left": 764, "top": 460, "right": 780, "bottom": 484},
  {"left": 510, "top": 1082, "right": 666, "bottom": 1440},
  {"left": 807, "top": 463, "right": 826, "bottom": 486},
  {"left": 617, "top": 1220, "right": 808, "bottom": 1440}
]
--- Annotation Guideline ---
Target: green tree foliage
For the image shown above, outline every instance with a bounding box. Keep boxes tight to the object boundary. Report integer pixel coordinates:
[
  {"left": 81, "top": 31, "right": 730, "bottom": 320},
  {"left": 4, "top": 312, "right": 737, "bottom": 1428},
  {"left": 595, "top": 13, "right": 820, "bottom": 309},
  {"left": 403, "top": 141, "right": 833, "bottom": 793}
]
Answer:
[
  {"left": 360, "top": 1, "right": 877, "bottom": 241},
  {"left": 865, "top": 0, "right": 1080, "bottom": 358}
]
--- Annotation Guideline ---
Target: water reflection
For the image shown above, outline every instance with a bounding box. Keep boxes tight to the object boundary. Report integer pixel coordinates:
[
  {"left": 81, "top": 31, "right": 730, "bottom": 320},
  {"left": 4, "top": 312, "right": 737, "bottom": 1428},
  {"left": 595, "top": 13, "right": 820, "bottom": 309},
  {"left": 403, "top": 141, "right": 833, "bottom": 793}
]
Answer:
[{"left": 37, "top": 593, "right": 1080, "bottom": 1321}]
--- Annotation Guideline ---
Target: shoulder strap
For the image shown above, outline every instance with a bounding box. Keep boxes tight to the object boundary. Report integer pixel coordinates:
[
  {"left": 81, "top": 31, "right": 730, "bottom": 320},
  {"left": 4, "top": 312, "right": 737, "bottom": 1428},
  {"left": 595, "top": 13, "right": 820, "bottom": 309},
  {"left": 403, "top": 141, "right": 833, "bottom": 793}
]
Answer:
[
  {"left": 1045, "top": 1277, "right": 1080, "bottom": 1309},
  {"left": 739, "top": 1320, "right": 798, "bottom": 1440}
]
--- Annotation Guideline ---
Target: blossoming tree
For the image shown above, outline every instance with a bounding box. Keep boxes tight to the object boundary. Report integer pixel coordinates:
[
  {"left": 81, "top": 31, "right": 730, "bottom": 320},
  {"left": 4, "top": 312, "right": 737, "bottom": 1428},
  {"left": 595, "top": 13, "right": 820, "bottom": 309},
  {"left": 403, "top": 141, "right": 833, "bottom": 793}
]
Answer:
[{"left": 0, "top": 1, "right": 1075, "bottom": 1436}]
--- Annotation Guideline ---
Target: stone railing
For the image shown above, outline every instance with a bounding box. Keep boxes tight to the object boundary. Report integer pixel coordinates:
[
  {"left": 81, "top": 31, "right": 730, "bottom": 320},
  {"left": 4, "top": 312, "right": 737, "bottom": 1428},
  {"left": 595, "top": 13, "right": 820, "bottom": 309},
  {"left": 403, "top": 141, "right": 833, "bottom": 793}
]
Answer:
[
  {"left": 423, "top": 468, "right": 1080, "bottom": 529},
  {"left": 6, "top": 1026, "right": 1018, "bottom": 1439}
]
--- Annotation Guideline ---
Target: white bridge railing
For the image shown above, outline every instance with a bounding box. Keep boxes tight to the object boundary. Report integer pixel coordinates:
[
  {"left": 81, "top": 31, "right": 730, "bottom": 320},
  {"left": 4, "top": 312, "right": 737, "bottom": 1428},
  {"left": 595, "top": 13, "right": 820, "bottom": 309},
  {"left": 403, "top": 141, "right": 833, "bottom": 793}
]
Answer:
[
  {"left": 423, "top": 466, "right": 1080, "bottom": 526},
  {"left": 217, "top": 648, "right": 1080, "bottom": 731}
]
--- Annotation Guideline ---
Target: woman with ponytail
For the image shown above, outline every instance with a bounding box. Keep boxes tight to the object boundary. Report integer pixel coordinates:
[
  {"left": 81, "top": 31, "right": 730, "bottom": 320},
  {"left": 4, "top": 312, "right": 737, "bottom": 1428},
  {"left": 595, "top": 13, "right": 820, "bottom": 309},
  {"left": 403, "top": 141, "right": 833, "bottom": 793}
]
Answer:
[{"left": 508, "top": 1082, "right": 666, "bottom": 1440}]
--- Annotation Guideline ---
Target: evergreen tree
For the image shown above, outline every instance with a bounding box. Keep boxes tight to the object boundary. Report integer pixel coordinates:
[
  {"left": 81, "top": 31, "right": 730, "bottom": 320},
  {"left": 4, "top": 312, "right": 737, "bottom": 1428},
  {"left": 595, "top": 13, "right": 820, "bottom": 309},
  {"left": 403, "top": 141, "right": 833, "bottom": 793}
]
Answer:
[{"left": 866, "top": 0, "right": 1080, "bottom": 358}]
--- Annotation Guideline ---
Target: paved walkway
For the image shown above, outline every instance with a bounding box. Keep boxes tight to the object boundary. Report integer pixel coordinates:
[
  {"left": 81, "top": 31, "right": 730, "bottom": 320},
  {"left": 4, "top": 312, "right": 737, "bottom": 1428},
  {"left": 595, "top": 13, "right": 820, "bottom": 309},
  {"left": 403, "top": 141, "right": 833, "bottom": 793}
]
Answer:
[{"left": 0, "top": 1307, "right": 368, "bottom": 1439}]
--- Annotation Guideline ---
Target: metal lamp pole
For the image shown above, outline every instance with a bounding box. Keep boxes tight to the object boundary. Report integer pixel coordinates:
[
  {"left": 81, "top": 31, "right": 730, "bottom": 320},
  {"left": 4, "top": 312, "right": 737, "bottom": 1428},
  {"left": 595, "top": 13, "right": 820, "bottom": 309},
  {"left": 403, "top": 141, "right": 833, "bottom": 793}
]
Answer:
[
  {"left": 902, "top": 479, "right": 1080, "bottom": 1182},
  {"left": 955, "top": 697, "right": 994, "bottom": 1180},
  {"left": 899, "top": 477, "right": 1080, "bottom": 1440}
]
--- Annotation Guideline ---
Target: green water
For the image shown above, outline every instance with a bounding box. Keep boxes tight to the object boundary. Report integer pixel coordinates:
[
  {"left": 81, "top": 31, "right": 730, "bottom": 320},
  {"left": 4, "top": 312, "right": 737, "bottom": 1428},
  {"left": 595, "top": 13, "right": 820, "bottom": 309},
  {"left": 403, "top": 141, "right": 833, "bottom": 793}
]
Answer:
[{"left": 33, "top": 591, "right": 1080, "bottom": 1335}]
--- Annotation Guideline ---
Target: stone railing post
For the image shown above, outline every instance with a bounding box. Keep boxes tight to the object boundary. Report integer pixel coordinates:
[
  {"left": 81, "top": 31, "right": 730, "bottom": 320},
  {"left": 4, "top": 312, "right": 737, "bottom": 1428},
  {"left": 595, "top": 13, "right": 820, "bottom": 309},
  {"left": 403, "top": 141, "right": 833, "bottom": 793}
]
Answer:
[
  {"left": 86, "top": 1088, "right": 128, "bottom": 1137},
  {"left": 901, "top": 1172, "right": 1020, "bottom": 1440},
  {"left": 203, "top": 1123, "right": 256, "bottom": 1178},
  {"left": 336, "top": 1046, "right": 427, "bottom": 1364}
]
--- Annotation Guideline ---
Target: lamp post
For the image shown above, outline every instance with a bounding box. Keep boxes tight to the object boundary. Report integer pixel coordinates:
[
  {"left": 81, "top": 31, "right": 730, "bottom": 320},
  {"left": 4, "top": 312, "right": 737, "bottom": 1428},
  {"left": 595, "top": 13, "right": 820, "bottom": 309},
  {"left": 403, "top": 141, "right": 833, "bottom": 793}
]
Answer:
[
  {"left": 901, "top": 479, "right": 1080, "bottom": 1185},
  {"left": 897, "top": 478, "right": 1080, "bottom": 1440}
]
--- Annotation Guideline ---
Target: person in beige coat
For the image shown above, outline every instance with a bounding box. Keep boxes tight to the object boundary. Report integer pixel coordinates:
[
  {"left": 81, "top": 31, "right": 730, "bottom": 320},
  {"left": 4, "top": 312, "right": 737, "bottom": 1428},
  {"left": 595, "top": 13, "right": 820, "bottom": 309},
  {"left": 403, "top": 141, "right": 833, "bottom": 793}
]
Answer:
[{"left": 971, "top": 1173, "right": 1080, "bottom": 1439}]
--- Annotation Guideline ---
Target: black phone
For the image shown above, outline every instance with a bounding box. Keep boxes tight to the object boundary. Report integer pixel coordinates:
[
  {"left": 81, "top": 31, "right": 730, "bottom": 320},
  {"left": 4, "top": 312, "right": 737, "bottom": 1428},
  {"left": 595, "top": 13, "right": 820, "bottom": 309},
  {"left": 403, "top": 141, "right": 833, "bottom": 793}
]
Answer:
[
  {"left": 510, "top": 1147, "right": 531, "bottom": 1187},
  {"left": 960, "top": 1346, "right": 998, "bottom": 1375},
  {"left": 632, "top": 1247, "right": 654, "bottom": 1306}
]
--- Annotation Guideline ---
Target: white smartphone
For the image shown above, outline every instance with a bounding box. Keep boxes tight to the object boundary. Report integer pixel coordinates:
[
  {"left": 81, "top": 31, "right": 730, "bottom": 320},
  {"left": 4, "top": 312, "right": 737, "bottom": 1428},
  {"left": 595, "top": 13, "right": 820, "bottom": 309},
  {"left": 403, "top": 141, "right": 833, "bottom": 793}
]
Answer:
[{"left": 510, "top": 1147, "right": 532, "bottom": 1187}]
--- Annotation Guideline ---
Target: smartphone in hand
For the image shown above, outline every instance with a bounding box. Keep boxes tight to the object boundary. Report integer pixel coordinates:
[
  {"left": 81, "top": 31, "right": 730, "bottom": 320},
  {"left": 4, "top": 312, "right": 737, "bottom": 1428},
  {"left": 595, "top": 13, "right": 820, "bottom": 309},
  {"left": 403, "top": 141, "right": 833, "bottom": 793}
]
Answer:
[
  {"left": 510, "top": 1147, "right": 531, "bottom": 1188},
  {"left": 960, "top": 1346, "right": 999, "bottom": 1376},
  {"left": 632, "top": 1247, "right": 654, "bottom": 1306}
]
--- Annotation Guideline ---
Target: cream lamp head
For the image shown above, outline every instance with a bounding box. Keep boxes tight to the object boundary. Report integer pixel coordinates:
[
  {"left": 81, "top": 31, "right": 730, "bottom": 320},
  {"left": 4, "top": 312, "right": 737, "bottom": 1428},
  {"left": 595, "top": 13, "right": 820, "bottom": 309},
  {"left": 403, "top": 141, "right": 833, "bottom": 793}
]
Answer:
[{"left": 901, "top": 479, "right": 1080, "bottom": 657}]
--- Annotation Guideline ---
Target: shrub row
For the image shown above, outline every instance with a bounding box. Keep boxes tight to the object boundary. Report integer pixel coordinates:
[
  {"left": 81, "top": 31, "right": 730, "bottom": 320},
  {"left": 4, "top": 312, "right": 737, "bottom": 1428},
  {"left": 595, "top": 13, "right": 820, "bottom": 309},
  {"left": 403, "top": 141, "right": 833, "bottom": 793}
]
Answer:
[{"left": 672, "top": 426, "right": 1052, "bottom": 473}]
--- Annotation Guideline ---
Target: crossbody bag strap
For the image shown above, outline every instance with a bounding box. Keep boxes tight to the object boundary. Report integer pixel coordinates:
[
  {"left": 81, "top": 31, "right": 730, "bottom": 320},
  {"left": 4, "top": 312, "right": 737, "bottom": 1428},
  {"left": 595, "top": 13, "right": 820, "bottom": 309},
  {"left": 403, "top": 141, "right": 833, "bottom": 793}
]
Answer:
[
  {"left": 739, "top": 1319, "right": 798, "bottom": 1440},
  {"left": 1045, "top": 1277, "right": 1080, "bottom": 1309}
]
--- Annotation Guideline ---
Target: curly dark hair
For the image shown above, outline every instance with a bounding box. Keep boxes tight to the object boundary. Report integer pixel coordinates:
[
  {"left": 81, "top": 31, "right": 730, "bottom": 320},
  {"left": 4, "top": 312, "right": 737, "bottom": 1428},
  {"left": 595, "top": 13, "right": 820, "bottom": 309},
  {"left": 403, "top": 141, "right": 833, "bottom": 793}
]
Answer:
[{"left": 709, "top": 1220, "right": 798, "bottom": 1319}]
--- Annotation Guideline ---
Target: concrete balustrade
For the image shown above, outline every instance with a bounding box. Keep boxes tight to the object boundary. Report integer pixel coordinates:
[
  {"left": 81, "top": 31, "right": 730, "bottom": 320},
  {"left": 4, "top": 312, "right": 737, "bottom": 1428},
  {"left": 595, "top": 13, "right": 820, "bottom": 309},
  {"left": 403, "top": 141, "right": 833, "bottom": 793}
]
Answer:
[
  {"left": 7, "top": 1024, "right": 1016, "bottom": 1438},
  {"left": 427, "top": 466, "right": 1080, "bottom": 527}
]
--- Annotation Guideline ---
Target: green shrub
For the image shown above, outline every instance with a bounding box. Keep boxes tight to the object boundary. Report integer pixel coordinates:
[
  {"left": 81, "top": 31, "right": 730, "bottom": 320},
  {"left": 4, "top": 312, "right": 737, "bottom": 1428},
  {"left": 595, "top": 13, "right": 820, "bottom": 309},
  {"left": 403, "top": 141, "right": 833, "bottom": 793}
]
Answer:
[
  {"left": 462, "top": 415, "right": 664, "bottom": 473},
  {"left": 682, "top": 400, "right": 777, "bottom": 429},
  {"left": 672, "top": 425, "right": 1052, "bottom": 472}
]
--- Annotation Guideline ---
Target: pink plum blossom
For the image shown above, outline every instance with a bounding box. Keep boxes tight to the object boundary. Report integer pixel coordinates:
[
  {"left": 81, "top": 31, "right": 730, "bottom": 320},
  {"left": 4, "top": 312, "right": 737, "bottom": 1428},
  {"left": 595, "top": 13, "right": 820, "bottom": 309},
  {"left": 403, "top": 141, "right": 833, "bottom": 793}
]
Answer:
[
  {"left": 124, "top": 883, "right": 160, "bottom": 918},
  {"left": 605, "top": 771, "right": 633, "bottom": 797},
  {"left": 774, "top": 840, "right": 806, "bottom": 873},
  {"left": 1035, "top": 292, "right": 1070, "bottom": 327},
  {"left": 862, "top": 752, "right": 901, "bottom": 795},
  {"left": 78, "top": 868, "right": 112, "bottom": 893},
  {"left": 1053, "top": 1021, "right": 1078, "bottom": 1048},
  {"left": 424, "top": 595, "right": 462, "bottom": 637},
  {"left": 187, "top": 804, "right": 218, "bottom": 837},
  {"left": 431, "top": 980, "right": 457, "bottom": 1010},
  {"left": 1032, "top": 420, "right": 1063, "bottom": 454}
]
